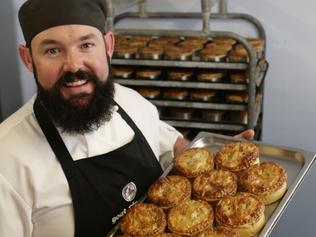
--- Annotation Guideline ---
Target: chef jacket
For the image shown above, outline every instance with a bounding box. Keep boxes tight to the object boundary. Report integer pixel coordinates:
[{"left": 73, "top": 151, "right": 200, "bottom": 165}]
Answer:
[{"left": 0, "top": 83, "right": 181, "bottom": 237}]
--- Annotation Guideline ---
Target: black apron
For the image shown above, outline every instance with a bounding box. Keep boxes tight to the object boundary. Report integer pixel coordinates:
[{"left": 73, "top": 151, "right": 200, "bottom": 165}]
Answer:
[{"left": 33, "top": 98, "right": 163, "bottom": 237}]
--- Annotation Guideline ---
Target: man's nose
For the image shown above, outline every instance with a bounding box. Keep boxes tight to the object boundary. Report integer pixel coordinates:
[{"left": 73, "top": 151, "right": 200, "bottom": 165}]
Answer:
[{"left": 63, "top": 51, "right": 83, "bottom": 73}]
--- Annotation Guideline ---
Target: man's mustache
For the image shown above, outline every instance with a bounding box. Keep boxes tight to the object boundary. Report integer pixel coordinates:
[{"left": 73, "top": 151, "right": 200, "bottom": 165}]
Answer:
[{"left": 56, "top": 70, "right": 97, "bottom": 87}]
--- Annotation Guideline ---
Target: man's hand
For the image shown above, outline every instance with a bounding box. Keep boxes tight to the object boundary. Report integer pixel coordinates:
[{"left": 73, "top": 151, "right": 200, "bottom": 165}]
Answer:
[{"left": 234, "top": 129, "right": 255, "bottom": 140}]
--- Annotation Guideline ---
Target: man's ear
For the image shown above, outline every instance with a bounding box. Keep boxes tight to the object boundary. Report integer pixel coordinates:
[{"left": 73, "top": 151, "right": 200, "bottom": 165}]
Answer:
[
  {"left": 18, "top": 44, "right": 33, "bottom": 72},
  {"left": 104, "top": 31, "right": 115, "bottom": 58}
]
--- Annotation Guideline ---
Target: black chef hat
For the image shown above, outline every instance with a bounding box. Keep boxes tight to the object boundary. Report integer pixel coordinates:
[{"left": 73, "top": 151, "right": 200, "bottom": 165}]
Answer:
[{"left": 19, "top": 0, "right": 107, "bottom": 47}]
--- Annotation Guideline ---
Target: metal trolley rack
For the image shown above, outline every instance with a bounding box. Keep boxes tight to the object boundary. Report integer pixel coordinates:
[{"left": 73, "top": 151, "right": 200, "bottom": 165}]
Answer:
[{"left": 106, "top": 0, "right": 268, "bottom": 139}]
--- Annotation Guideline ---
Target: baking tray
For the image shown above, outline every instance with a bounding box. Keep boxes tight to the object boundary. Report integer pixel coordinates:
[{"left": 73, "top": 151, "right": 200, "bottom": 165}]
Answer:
[
  {"left": 106, "top": 131, "right": 316, "bottom": 237},
  {"left": 188, "top": 132, "right": 316, "bottom": 237}
]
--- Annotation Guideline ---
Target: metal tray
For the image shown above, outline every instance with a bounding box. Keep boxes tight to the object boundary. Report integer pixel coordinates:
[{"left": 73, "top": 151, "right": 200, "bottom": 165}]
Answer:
[
  {"left": 189, "top": 132, "right": 316, "bottom": 237},
  {"left": 106, "top": 131, "right": 316, "bottom": 237}
]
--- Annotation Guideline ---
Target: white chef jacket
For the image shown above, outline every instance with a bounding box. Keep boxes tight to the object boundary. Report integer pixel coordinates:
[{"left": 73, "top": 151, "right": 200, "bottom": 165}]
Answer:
[{"left": 0, "top": 83, "right": 181, "bottom": 237}]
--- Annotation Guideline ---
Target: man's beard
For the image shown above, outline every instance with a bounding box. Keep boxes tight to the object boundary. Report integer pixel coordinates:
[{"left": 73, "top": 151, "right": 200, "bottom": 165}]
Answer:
[{"left": 34, "top": 61, "right": 115, "bottom": 134}]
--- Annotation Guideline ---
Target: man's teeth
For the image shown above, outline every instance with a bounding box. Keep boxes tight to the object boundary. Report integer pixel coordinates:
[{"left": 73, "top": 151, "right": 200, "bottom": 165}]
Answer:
[{"left": 65, "top": 79, "right": 88, "bottom": 87}]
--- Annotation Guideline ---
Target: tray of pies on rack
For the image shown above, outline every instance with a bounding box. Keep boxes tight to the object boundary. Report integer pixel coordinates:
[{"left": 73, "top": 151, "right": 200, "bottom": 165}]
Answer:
[
  {"left": 106, "top": 132, "right": 315, "bottom": 237},
  {"left": 113, "top": 35, "right": 265, "bottom": 62}
]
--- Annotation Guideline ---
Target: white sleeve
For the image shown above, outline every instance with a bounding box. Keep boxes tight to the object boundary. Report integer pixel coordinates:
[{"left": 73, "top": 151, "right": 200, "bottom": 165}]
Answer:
[
  {"left": 158, "top": 119, "right": 183, "bottom": 157},
  {"left": 0, "top": 173, "right": 33, "bottom": 237}
]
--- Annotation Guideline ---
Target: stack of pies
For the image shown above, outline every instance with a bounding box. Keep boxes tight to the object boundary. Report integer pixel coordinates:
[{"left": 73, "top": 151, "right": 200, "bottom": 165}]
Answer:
[
  {"left": 163, "top": 89, "right": 189, "bottom": 100},
  {"left": 120, "top": 203, "right": 166, "bottom": 236},
  {"left": 148, "top": 36, "right": 181, "bottom": 49},
  {"left": 227, "top": 47, "right": 250, "bottom": 63},
  {"left": 199, "top": 48, "right": 228, "bottom": 62},
  {"left": 112, "top": 66, "right": 134, "bottom": 79},
  {"left": 114, "top": 34, "right": 128, "bottom": 46},
  {"left": 183, "top": 36, "right": 209, "bottom": 45},
  {"left": 167, "top": 69, "right": 193, "bottom": 81},
  {"left": 196, "top": 70, "right": 225, "bottom": 82},
  {"left": 164, "top": 46, "right": 194, "bottom": 61},
  {"left": 158, "top": 36, "right": 181, "bottom": 44},
  {"left": 215, "top": 192, "right": 265, "bottom": 237},
  {"left": 225, "top": 91, "right": 248, "bottom": 103},
  {"left": 211, "top": 37, "right": 237, "bottom": 46},
  {"left": 215, "top": 142, "right": 260, "bottom": 174},
  {"left": 130, "top": 35, "right": 153, "bottom": 42},
  {"left": 190, "top": 90, "right": 217, "bottom": 102},
  {"left": 178, "top": 40, "right": 205, "bottom": 53},
  {"left": 239, "top": 161, "right": 288, "bottom": 205},
  {"left": 113, "top": 44, "right": 138, "bottom": 59},
  {"left": 137, "top": 87, "right": 161, "bottom": 99},
  {"left": 205, "top": 42, "right": 233, "bottom": 52},
  {"left": 148, "top": 175, "right": 192, "bottom": 209},
  {"left": 136, "top": 68, "right": 162, "bottom": 80},
  {"left": 167, "top": 200, "right": 214, "bottom": 236},
  {"left": 139, "top": 46, "right": 164, "bottom": 60},
  {"left": 174, "top": 147, "right": 214, "bottom": 179},
  {"left": 228, "top": 38, "right": 264, "bottom": 62},
  {"left": 230, "top": 71, "right": 249, "bottom": 84}
]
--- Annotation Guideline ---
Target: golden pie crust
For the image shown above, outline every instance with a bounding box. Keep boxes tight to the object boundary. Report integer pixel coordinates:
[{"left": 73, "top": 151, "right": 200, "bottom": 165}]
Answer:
[
  {"left": 130, "top": 35, "right": 153, "bottom": 42},
  {"left": 230, "top": 71, "right": 249, "bottom": 83},
  {"left": 200, "top": 48, "right": 228, "bottom": 62},
  {"left": 239, "top": 161, "right": 288, "bottom": 204},
  {"left": 225, "top": 92, "right": 248, "bottom": 103},
  {"left": 112, "top": 66, "right": 134, "bottom": 78},
  {"left": 139, "top": 46, "right": 164, "bottom": 59},
  {"left": 196, "top": 226, "right": 240, "bottom": 237},
  {"left": 164, "top": 46, "right": 194, "bottom": 60},
  {"left": 167, "top": 200, "right": 214, "bottom": 236},
  {"left": 167, "top": 69, "right": 193, "bottom": 81},
  {"left": 138, "top": 87, "right": 161, "bottom": 99},
  {"left": 215, "top": 142, "right": 260, "bottom": 173},
  {"left": 136, "top": 68, "right": 162, "bottom": 79},
  {"left": 196, "top": 70, "right": 224, "bottom": 82},
  {"left": 191, "top": 90, "right": 216, "bottom": 101},
  {"left": 212, "top": 37, "right": 237, "bottom": 45},
  {"left": 148, "top": 175, "right": 192, "bottom": 209},
  {"left": 183, "top": 36, "right": 209, "bottom": 44},
  {"left": 193, "top": 170, "right": 238, "bottom": 203},
  {"left": 120, "top": 203, "right": 166, "bottom": 236},
  {"left": 205, "top": 42, "right": 233, "bottom": 52},
  {"left": 155, "top": 233, "right": 182, "bottom": 237},
  {"left": 163, "top": 89, "right": 189, "bottom": 100},
  {"left": 174, "top": 147, "right": 214, "bottom": 179},
  {"left": 215, "top": 192, "right": 265, "bottom": 237},
  {"left": 114, "top": 45, "right": 138, "bottom": 58}
]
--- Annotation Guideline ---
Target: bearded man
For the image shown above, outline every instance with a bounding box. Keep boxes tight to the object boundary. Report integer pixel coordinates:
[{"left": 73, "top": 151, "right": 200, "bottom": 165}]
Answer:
[{"left": 0, "top": 0, "right": 254, "bottom": 236}]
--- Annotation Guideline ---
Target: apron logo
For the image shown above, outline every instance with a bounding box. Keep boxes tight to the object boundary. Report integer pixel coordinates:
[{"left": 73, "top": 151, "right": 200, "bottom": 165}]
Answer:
[{"left": 122, "top": 182, "right": 137, "bottom": 202}]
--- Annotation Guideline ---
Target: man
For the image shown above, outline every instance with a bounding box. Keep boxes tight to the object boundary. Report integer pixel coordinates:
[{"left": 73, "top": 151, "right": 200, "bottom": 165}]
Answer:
[{"left": 0, "top": 0, "right": 254, "bottom": 236}]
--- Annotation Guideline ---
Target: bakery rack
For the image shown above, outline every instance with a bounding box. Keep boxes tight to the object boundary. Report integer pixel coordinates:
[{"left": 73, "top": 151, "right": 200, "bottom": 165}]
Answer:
[{"left": 106, "top": 0, "right": 268, "bottom": 139}]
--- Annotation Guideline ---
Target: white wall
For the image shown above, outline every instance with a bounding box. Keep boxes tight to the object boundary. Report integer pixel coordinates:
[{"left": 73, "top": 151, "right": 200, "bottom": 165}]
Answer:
[{"left": 3, "top": 0, "right": 316, "bottom": 152}]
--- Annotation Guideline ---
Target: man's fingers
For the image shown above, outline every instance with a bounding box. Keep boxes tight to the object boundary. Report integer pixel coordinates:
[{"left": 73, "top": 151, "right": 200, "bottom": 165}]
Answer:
[{"left": 234, "top": 129, "right": 255, "bottom": 140}]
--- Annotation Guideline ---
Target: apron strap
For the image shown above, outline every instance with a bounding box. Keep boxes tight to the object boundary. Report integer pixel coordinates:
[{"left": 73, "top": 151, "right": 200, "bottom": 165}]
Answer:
[{"left": 33, "top": 98, "right": 75, "bottom": 178}]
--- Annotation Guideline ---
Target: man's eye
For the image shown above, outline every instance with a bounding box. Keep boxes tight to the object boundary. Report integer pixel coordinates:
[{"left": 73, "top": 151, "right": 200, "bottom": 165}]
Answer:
[
  {"left": 82, "top": 43, "right": 94, "bottom": 49},
  {"left": 46, "top": 48, "right": 60, "bottom": 55}
]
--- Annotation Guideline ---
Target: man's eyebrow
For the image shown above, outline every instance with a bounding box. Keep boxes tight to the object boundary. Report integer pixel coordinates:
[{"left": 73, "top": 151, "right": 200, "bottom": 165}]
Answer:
[
  {"left": 38, "top": 34, "right": 98, "bottom": 47},
  {"left": 79, "top": 33, "right": 98, "bottom": 41},
  {"left": 39, "top": 39, "right": 60, "bottom": 47}
]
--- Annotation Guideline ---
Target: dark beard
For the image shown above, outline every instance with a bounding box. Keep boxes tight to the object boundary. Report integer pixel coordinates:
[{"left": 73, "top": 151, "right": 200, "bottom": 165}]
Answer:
[{"left": 34, "top": 62, "right": 115, "bottom": 134}]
